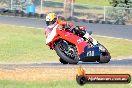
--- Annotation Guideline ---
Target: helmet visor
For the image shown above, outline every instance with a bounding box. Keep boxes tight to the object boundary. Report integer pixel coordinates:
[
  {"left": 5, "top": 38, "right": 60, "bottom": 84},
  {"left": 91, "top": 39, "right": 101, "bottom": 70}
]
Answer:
[{"left": 46, "top": 21, "right": 50, "bottom": 26}]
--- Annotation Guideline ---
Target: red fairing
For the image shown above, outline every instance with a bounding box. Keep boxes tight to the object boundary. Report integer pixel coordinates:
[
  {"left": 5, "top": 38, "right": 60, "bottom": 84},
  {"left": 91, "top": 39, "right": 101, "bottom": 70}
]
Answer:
[
  {"left": 46, "top": 25, "right": 89, "bottom": 55},
  {"left": 56, "top": 29, "right": 89, "bottom": 55},
  {"left": 47, "top": 35, "right": 60, "bottom": 49}
]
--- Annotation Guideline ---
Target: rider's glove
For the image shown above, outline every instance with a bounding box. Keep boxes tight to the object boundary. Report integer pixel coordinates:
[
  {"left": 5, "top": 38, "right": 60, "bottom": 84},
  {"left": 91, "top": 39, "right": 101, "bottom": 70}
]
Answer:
[{"left": 73, "top": 26, "right": 86, "bottom": 36}]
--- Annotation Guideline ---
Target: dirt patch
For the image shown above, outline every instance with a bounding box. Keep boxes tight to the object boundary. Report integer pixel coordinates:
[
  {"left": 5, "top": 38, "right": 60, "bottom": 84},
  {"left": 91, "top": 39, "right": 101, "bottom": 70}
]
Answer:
[{"left": 0, "top": 68, "right": 132, "bottom": 82}]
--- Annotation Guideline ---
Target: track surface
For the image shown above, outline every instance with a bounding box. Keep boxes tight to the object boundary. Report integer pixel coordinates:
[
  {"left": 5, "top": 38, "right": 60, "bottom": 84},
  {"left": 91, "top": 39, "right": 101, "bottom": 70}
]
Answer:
[
  {"left": 0, "top": 15, "right": 132, "bottom": 40},
  {"left": 0, "top": 15, "right": 132, "bottom": 68},
  {"left": 0, "top": 58, "right": 132, "bottom": 69}
]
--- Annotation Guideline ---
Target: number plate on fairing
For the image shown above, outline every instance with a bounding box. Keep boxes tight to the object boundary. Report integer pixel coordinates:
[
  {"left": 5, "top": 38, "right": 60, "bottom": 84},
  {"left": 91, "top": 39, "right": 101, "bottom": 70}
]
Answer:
[{"left": 85, "top": 46, "right": 100, "bottom": 57}]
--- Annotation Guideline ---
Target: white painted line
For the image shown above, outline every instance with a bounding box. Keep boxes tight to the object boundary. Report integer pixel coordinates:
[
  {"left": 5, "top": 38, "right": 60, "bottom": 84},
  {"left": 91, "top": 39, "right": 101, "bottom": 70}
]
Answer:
[
  {"left": 0, "top": 23, "right": 43, "bottom": 29},
  {"left": 17, "top": 25, "right": 43, "bottom": 29},
  {"left": 0, "top": 23, "right": 132, "bottom": 41},
  {"left": 0, "top": 15, "right": 44, "bottom": 21},
  {"left": 95, "top": 35, "right": 132, "bottom": 41},
  {"left": 118, "top": 59, "right": 123, "bottom": 60},
  {"left": 112, "top": 56, "right": 132, "bottom": 60}
]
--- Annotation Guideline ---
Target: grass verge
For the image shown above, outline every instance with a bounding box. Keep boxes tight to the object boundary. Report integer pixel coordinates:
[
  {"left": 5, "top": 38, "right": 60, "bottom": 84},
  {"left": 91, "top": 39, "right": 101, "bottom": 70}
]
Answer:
[
  {"left": 55, "top": 0, "right": 110, "bottom": 6},
  {"left": 0, "top": 24, "right": 132, "bottom": 63},
  {"left": 0, "top": 79, "right": 131, "bottom": 88}
]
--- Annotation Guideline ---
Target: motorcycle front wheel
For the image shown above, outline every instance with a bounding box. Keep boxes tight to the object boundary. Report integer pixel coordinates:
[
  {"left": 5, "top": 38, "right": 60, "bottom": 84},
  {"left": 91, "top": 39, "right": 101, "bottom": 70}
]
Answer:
[
  {"left": 55, "top": 40, "right": 79, "bottom": 64},
  {"left": 97, "top": 43, "right": 111, "bottom": 63}
]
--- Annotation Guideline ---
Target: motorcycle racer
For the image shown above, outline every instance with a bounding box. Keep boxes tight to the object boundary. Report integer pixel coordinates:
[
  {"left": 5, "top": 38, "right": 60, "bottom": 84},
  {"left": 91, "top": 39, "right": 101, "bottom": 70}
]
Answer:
[
  {"left": 45, "top": 13, "right": 111, "bottom": 64},
  {"left": 45, "top": 13, "right": 90, "bottom": 40}
]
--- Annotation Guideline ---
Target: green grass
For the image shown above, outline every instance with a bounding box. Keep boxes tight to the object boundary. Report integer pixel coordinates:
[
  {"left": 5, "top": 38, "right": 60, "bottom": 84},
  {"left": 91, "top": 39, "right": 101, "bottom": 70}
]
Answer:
[
  {"left": 0, "top": 80, "right": 131, "bottom": 88},
  {"left": 94, "top": 36, "right": 132, "bottom": 58},
  {"left": 0, "top": 24, "right": 132, "bottom": 63},
  {"left": 55, "top": 0, "right": 110, "bottom": 6},
  {"left": 0, "top": 24, "right": 59, "bottom": 63}
]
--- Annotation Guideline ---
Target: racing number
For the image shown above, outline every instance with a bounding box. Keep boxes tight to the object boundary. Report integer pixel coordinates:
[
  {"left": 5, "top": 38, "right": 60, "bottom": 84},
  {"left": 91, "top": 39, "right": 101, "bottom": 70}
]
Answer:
[{"left": 87, "top": 51, "right": 94, "bottom": 56}]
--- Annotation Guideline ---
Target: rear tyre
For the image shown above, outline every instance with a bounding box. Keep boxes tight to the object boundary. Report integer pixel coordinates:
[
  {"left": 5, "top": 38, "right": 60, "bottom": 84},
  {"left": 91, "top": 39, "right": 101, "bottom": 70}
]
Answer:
[
  {"left": 59, "top": 58, "right": 68, "bottom": 64},
  {"left": 97, "top": 43, "right": 111, "bottom": 63},
  {"left": 55, "top": 40, "right": 79, "bottom": 64}
]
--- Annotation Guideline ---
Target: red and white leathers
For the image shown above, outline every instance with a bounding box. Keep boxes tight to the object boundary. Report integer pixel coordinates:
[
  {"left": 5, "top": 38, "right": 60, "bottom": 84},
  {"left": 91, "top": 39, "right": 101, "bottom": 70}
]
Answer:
[
  {"left": 45, "top": 20, "right": 68, "bottom": 38},
  {"left": 45, "top": 20, "right": 90, "bottom": 42}
]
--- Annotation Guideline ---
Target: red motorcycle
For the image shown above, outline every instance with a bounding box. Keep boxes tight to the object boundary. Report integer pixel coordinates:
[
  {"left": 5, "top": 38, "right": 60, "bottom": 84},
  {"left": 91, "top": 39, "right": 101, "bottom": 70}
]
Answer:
[{"left": 45, "top": 24, "right": 111, "bottom": 64}]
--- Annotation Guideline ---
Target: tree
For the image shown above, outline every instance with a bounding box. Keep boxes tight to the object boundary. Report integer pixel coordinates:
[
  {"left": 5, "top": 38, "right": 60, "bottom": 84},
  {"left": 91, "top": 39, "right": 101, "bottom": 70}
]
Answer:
[
  {"left": 108, "top": 0, "right": 132, "bottom": 8},
  {"left": 108, "top": 0, "right": 132, "bottom": 24}
]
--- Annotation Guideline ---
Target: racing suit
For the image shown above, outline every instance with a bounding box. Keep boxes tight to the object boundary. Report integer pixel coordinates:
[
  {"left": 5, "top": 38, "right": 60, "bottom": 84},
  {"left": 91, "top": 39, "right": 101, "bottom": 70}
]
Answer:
[{"left": 45, "top": 20, "right": 90, "bottom": 40}]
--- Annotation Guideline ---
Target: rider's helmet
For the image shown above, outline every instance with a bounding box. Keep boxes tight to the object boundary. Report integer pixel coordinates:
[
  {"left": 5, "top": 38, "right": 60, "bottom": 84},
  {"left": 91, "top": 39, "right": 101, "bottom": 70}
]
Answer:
[{"left": 46, "top": 13, "right": 57, "bottom": 26}]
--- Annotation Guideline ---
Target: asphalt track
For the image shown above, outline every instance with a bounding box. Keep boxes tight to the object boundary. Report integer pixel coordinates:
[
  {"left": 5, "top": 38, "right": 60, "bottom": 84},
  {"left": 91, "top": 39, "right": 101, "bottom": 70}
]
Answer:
[
  {"left": 0, "top": 15, "right": 132, "bottom": 68},
  {"left": 0, "top": 15, "right": 132, "bottom": 40},
  {"left": 0, "top": 58, "right": 132, "bottom": 69}
]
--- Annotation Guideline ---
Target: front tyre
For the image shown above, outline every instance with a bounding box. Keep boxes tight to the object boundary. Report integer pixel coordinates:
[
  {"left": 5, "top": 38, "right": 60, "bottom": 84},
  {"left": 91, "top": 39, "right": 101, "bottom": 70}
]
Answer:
[
  {"left": 98, "top": 43, "right": 111, "bottom": 63},
  {"left": 55, "top": 40, "right": 79, "bottom": 64}
]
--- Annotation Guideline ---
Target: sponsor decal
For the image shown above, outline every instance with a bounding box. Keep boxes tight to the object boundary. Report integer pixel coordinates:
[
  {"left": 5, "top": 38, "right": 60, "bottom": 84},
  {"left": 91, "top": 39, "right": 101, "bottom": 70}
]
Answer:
[
  {"left": 77, "top": 38, "right": 84, "bottom": 44},
  {"left": 76, "top": 66, "right": 131, "bottom": 85},
  {"left": 87, "top": 50, "right": 94, "bottom": 56}
]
